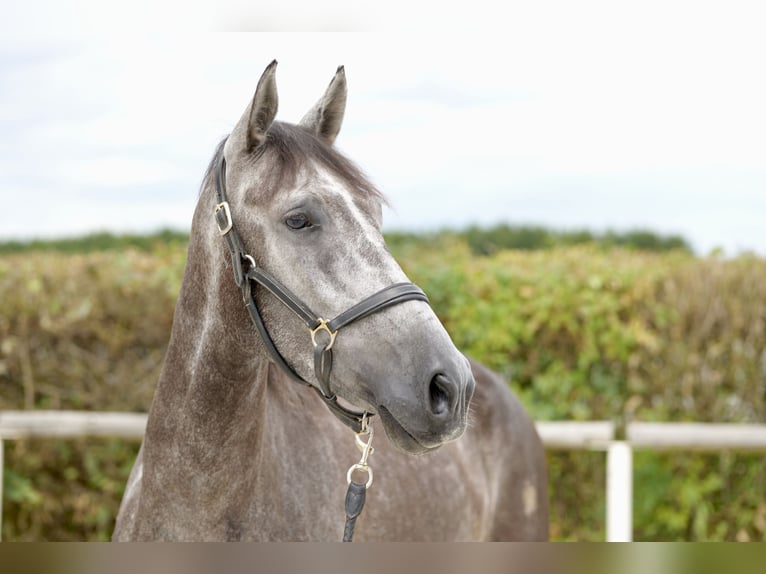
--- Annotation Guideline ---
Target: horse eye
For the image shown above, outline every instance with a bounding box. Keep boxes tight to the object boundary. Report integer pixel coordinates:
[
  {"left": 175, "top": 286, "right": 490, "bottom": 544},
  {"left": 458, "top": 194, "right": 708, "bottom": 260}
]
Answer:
[{"left": 285, "top": 213, "right": 313, "bottom": 230}]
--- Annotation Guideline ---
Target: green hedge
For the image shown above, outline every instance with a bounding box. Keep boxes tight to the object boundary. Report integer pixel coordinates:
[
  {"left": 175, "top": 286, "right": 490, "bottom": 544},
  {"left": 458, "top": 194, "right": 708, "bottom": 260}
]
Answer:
[
  {"left": 393, "top": 240, "right": 766, "bottom": 540},
  {"left": 1, "top": 225, "right": 690, "bottom": 256},
  {"left": 1, "top": 239, "right": 764, "bottom": 540},
  {"left": 0, "top": 248, "right": 185, "bottom": 540}
]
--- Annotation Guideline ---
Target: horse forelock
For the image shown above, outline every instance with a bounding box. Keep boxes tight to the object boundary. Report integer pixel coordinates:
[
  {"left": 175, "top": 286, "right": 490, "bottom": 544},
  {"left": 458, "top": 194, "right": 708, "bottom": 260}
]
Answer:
[{"left": 200, "top": 121, "right": 386, "bottom": 209}]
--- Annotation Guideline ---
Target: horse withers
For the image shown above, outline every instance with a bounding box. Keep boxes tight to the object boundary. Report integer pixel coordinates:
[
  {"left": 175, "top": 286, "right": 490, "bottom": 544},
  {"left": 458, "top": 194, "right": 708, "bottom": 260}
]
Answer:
[{"left": 113, "top": 61, "right": 549, "bottom": 541}]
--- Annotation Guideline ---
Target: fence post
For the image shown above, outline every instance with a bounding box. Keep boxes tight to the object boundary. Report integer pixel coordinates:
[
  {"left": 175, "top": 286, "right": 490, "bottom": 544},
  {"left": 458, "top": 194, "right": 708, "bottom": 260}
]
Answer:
[{"left": 606, "top": 441, "right": 633, "bottom": 542}]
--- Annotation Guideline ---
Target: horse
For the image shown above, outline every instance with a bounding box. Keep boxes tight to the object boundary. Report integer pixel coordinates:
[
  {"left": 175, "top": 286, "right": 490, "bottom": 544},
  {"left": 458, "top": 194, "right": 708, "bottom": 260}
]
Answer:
[{"left": 112, "top": 61, "right": 549, "bottom": 541}]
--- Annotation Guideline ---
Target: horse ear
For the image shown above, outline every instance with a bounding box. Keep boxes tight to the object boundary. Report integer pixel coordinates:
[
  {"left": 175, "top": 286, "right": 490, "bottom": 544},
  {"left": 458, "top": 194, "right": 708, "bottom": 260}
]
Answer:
[
  {"left": 233, "top": 59, "right": 278, "bottom": 151},
  {"left": 299, "top": 65, "right": 347, "bottom": 145}
]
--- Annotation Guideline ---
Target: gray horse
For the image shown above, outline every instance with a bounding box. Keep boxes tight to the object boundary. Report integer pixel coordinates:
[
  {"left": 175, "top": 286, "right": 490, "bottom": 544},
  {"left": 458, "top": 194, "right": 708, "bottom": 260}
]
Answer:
[{"left": 113, "top": 61, "right": 548, "bottom": 541}]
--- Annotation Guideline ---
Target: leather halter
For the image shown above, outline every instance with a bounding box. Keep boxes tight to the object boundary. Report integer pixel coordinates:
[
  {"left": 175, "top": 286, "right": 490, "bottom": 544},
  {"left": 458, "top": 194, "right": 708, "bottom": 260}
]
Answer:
[{"left": 212, "top": 148, "right": 430, "bottom": 433}]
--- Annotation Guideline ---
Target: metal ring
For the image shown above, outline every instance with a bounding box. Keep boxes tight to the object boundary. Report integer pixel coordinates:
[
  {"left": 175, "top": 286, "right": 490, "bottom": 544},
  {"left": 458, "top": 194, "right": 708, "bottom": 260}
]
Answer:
[
  {"left": 242, "top": 254, "right": 256, "bottom": 270},
  {"left": 347, "top": 463, "right": 373, "bottom": 488}
]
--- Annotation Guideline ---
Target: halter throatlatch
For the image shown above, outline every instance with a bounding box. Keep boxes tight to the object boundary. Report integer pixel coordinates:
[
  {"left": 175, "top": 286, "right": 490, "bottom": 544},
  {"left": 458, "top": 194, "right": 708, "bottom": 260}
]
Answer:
[{"left": 213, "top": 149, "right": 430, "bottom": 434}]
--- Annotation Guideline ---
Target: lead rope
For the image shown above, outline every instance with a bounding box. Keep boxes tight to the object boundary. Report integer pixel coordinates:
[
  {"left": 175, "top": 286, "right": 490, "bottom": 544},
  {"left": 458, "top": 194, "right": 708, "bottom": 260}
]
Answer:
[{"left": 342, "top": 415, "right": 375, "bottom": 542}]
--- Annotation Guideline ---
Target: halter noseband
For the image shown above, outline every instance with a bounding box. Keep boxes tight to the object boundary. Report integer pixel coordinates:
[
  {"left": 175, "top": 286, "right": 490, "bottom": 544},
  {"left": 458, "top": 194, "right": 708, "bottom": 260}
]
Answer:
[{"left": 212, "top": 148, "right": 430, "bottom": 433}]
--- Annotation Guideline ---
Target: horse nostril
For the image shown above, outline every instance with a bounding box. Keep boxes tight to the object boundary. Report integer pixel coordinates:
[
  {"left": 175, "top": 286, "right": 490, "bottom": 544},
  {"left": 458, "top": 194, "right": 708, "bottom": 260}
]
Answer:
[{"left": 428, "top": 374, "right": 454, "bottom": 417}]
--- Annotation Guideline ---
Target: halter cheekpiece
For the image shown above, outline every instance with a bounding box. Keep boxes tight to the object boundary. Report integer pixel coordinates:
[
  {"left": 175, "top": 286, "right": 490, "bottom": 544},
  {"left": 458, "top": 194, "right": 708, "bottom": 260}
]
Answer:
[{"left": 212, "top": 146, "right": 430, "bottom": 434}]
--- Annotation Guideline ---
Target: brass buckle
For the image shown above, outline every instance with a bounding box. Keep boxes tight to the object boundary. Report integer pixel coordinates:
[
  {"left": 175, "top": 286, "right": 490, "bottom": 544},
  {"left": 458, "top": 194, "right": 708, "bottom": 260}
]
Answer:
[
  {"left": 347, "top": 423, "right": 374, "bottom": 488},
  {"left": 310, "top": 319, "right": 338, "bottom": 350},
  {"left": 215, "top": 201, "right": 233, "bottom": 235}
]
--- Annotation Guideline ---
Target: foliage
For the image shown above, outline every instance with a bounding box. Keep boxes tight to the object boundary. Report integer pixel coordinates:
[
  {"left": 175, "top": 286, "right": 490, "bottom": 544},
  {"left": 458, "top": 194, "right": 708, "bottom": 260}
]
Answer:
[
  {"left": 385, "top": 224, "right": 692, "bottom": 256},
  {"left": 1, "top": 232, "right": 764, "bottom": 541},
  {"left": 2, "top": 439, "right": 139, "bottom": 541},
  {"left": 0, "top": 247, "right": 184, "bottom": 541},
  {"left": 0, "top": 229, "right": 189, "bottom": 255},
  {"left": 0, "top": 248, "right": 185, "bottom": 411},
  {"left": 391, "top": 240, "right": 766, "bottom": 541},
  {"left": 3, "top": 225, "right": 690, "bottom": 256}
]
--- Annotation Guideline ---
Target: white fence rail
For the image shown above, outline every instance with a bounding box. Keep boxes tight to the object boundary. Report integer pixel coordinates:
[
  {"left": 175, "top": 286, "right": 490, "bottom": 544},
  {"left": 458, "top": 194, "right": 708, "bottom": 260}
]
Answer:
[
  {"left": 2, "top": 411, "right": 766, "bottom": 542},
  {"left": 0, "top": 411, "right": 148, "bottom": 440}
]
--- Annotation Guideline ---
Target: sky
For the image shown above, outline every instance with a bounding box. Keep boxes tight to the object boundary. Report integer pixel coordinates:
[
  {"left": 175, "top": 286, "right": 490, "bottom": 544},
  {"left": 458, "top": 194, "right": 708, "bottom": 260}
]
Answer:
[{"left": 1, "top": 1, "right": 764, "bottom": 256}]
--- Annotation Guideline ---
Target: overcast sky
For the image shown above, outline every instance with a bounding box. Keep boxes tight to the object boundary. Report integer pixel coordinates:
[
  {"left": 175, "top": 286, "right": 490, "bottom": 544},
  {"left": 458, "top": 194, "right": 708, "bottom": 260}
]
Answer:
[{"left": 1, "top": 2, "right": 764, "bottom": 256}]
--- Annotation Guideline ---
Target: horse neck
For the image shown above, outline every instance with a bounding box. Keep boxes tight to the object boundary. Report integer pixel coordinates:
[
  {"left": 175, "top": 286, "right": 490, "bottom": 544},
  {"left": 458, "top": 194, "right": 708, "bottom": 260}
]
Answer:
[{"left": 146, "top": 225, "right": 273, "bottom": 452}]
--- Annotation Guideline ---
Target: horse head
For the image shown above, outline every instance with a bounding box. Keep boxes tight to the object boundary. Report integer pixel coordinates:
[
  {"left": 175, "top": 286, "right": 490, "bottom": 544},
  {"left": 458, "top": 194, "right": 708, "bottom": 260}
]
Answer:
[{"left": 196, "top": 61, "right": 475, "bottom": 454}]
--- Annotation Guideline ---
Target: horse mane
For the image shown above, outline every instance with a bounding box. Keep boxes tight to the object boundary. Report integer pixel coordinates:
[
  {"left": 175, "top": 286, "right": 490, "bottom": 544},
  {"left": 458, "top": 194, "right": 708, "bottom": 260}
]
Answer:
[{"left": 201, "top": 122, "right": 386, "bottom": 205}]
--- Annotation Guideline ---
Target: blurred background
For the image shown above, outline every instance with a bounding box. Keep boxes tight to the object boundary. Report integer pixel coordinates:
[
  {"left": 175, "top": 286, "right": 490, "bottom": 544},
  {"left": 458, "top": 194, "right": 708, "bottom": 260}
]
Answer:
[{"left": 1, "top": 1, "right": 765, "bottom": 541}]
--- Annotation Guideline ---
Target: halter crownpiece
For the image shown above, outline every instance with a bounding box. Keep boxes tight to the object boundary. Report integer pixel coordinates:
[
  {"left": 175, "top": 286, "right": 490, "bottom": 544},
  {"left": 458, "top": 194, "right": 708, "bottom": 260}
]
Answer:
[{"left": 213, "top": 148, "right": 430, "bottom": 433}]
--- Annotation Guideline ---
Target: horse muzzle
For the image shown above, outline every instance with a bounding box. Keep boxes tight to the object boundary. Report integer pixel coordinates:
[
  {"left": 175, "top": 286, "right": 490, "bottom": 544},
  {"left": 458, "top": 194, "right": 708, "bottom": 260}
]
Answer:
[{"left": 374, "top": 359, "right": 476, "bottom": 455}]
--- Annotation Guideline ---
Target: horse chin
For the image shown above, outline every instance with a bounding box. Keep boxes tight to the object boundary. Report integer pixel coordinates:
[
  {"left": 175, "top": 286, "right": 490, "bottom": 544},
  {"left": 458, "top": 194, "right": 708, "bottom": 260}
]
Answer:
[{"left": 376, "top": 407, "right": 445, "bottom": 455}]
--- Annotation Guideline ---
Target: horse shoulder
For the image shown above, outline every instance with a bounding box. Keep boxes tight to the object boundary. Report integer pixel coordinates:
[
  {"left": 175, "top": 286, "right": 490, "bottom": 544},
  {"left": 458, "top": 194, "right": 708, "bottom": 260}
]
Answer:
[{"left": 465, "top": 357, "right": 549, "bottom": 540}]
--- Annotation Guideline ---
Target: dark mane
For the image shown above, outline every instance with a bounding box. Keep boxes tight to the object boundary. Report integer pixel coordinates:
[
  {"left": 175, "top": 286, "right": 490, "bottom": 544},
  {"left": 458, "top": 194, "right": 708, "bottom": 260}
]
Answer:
[
  {"left": 201, "top": 137, "right": 227, "bottom": 197},
  {"left": 201, "top": 122, "right": 385, "bottom": 204}
]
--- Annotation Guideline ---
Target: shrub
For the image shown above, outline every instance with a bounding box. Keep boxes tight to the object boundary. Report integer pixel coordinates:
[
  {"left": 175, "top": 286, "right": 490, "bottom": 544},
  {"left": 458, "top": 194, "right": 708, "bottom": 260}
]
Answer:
[
  {"left": 0, "top": 248, "right": 184, "bottom": 541},
  {"left": 394, "top": 241, "right": 766, "bottom": 540},
  {"left": 1, "top": 238, "right": 764, "bottom": 540}
]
